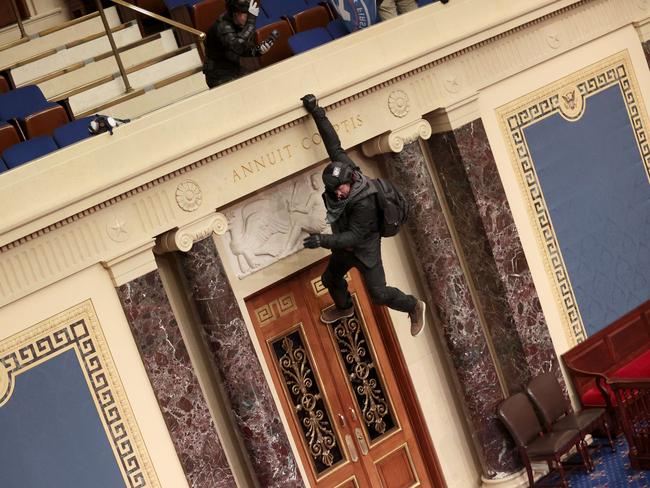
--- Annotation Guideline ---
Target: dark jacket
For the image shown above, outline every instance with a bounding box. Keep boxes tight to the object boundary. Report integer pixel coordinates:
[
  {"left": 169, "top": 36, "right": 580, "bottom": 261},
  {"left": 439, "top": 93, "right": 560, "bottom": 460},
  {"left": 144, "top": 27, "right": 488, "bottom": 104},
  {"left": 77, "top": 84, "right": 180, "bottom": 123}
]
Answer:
[
  {"left": 204, "top": 12, "right": 257, "bottom": 85},
  {"left": 312, "top": 107, "right": 382, "bottom": 268}
]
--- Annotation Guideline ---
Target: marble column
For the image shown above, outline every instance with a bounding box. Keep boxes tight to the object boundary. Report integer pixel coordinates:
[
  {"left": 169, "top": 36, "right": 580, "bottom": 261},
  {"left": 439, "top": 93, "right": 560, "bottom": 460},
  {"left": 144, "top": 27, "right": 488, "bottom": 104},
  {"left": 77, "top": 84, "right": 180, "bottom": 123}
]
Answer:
[
  {"left": 427, "top": 120, "right": 561, "bottom": 383},
  {"left": 381, "top": 142, "right": 520, "bottom": 477},
  {"left": 156, "top": 215, "right": 304, "bottom": 488},
  {"left": 105, "top": 242, "right": 236, "bottom": 488}
]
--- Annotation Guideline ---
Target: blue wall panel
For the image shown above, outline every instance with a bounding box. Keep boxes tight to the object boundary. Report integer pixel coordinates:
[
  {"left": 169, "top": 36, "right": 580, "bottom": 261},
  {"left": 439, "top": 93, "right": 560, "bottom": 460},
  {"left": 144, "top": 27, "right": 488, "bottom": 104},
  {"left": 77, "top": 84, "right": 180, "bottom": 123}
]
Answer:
[
  {"left": 523, "top": 84, "right": 650, "bottom": 336},
  {"left": 0, "top": 348, "right": 125, "bottom": 488}
]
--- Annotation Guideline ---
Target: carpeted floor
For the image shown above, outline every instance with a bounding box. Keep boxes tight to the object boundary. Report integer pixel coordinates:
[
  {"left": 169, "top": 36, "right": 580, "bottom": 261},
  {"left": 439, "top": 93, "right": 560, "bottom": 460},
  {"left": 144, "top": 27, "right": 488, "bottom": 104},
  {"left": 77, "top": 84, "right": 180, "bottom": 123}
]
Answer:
[{"left": 542, "top": 435, "right": 650, "bottom": 487}]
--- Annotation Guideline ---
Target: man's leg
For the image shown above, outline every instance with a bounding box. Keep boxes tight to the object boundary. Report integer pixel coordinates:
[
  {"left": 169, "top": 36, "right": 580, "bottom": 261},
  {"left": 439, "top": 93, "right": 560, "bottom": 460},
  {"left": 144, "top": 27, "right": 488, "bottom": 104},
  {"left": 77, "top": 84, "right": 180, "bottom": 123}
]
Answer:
[
  {"left": 396, "top": 0, "right": 418, "bottom": 14},
  {"left": 320, "top": 251, "right": 356, "bottom": 323},
  {"left": 361, "top": 260, "right": 416, "bottom": 312},
  {"left": 378, "top": 0, "right": 398, "bottom": 20},
  {"left": 361, "top": 260, "right": 427, "bottom": 336}
]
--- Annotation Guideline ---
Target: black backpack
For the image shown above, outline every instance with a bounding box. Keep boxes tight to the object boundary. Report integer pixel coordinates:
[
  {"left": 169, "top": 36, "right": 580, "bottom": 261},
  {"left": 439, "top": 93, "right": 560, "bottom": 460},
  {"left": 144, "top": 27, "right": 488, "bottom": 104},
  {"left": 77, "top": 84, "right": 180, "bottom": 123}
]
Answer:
[{"left": 372, "top": 178, "right": 409, "bottom": 237}]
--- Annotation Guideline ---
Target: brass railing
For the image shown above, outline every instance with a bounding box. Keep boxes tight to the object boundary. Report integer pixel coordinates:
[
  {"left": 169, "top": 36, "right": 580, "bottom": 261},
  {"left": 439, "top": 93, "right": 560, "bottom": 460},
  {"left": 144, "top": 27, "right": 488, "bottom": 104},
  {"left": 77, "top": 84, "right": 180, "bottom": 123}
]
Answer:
[
  {"left": 110, "top": 0, "right": 206, "bottom": 58},
  {"left": 8, "top": 0, "right": 27, "bottom": 39},
  {"left": 97, "top": 0, "right": 206, "bottom": 94}
]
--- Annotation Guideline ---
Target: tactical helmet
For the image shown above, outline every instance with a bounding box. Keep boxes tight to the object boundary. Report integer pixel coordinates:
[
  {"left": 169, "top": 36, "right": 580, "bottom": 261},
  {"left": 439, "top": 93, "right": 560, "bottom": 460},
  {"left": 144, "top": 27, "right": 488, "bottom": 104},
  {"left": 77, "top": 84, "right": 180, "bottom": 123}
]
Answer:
[
  {"left": 322, "top": 162, "right": 354, "bottom": 193},
  {"left": 226, "top": 0, "right": 249, "bottom": 13}
]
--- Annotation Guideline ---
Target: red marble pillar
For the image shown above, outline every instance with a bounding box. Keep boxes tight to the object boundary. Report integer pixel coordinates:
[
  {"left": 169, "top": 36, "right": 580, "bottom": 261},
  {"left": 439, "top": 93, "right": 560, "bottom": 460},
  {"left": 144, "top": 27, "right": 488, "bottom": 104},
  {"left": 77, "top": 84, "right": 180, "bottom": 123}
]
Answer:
[
  {"left": 177, "top": 237, "right": 304, "bottom": 488},
  {"left": 382, "top": 142, "right": 520, "bottom": 478},
  {"left": 427, "top": 120, "right": 561, "bottom": 384},
  {"left": 117, "top": 270, "right": 236, "bottom": 488}
]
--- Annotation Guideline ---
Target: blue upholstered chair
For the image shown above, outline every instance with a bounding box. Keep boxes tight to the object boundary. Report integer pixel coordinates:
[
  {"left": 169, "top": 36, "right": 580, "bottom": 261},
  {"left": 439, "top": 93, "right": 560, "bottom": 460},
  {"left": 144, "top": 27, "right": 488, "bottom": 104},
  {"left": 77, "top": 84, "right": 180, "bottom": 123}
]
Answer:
[
  {"left": 2, "top": 136, "right": 58, "bottom": 169},
  {"left": 0, "top": 157, "right": 8, "bottom": 174},
  {"left": 164, "top": 0, "right": 201, "bottom": 8},
  {"left": 326, "top": 19, "right": 349, "bottom": 39},
  {"left": 0, "top": 85, "right": 69, "bottom": 139},
  {"left": 256, "top": 7, "right": 280, "bottom": 27},
  {"left": 53, "top": 117, "right": 95, "bottom": 148},
  {"left": 263, "top": 0, "right": 308, "bottom": 19},
  {"left": 0, "top": 120, "right": 21, "bottom": 154},
  {"left": 288, "top": 27, "right": 332, "bottom": 54}
]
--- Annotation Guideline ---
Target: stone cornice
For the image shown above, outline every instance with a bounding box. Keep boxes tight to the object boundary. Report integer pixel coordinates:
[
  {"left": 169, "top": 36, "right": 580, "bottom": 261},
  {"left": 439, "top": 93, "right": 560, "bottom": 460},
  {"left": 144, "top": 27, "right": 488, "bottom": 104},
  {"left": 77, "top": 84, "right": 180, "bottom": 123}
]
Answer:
[{"left": 4, "top": 0, "right": 642, "bottom": 250}]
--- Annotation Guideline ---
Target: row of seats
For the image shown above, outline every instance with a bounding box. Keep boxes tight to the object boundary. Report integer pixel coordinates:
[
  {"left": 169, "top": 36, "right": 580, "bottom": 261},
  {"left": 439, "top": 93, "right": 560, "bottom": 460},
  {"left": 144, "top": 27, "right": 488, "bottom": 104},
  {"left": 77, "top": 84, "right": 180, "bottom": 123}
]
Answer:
[
  {"left": 0, "top": 83, "right": 95, "bottom": 172},
  {"left": 0, "top": 117, "right": 94, "bottom": 172},
  {"left": 0, "top": 74, "right": 9, "bottom": 94},
  {"left": 0, "top": 85, "right": 70, "bottom": 141},
  {"left": 498, "top": 372, "right": 616, "bottom": 488},
  {"left": 189, "top": 0, "right": 336, "bottom": 33}
]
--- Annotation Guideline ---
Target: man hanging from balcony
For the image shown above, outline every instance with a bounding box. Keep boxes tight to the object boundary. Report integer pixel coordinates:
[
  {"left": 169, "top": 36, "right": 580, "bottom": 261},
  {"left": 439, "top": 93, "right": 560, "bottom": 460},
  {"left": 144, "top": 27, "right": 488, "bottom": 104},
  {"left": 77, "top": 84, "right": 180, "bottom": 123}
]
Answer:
[
  {"left": 203, "top": 0, "right": 278, "bottom": 88},
  {"left": 300, "top": 94, "right": 427, "bottom": 337}
]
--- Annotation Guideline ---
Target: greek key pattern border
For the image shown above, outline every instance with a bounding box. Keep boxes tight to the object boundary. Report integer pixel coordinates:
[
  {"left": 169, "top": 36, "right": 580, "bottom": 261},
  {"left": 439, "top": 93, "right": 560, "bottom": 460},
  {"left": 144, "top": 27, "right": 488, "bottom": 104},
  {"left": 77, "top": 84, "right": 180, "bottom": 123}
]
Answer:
[
  {"left": 0, "top": 300, "right": 159, "bottom": 488},
  {"left": 498, "top": 51, "right": 650, "bottom": 345}
]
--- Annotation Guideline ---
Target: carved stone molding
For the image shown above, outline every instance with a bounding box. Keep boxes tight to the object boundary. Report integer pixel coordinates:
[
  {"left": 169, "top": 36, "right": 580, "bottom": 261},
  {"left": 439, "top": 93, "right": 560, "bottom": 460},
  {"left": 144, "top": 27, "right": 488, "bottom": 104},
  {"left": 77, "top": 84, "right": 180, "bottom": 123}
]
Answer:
[
  {"left": 154, "top": 213, "right": 229, "bottom": 254},
  {"left": 175, "top": 180, "right": 203, "bottom": 212},
  {"left": 102, "top": 240, "right": 157, "bottom": 287},
  {"left": 2, "top": 0, "right": 645, "bottom": 255},
  {"left": 362, "top": 119, "right": 432, "bottom": 157},
  {"left": 387, "top": 90, "right": 410, "bottom": 117}
]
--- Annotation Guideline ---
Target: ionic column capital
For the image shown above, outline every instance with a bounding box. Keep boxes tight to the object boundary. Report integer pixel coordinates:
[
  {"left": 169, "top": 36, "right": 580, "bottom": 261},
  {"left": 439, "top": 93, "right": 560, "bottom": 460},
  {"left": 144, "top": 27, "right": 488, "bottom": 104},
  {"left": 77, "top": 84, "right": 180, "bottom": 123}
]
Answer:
[
  {"left": 155, "top": 212, "right": 229, "bottom": 254},
  {"left": 361, "top": 119, "right": 432, "bottom": 157}
]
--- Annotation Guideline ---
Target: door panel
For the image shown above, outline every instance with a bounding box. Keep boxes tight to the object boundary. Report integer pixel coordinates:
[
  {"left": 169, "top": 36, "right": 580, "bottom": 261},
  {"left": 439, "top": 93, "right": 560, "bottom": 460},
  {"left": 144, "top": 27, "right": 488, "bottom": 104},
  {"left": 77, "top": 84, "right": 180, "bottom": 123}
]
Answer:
[{"left": 247, "top": 260, "right": 433, "bottom": 487}]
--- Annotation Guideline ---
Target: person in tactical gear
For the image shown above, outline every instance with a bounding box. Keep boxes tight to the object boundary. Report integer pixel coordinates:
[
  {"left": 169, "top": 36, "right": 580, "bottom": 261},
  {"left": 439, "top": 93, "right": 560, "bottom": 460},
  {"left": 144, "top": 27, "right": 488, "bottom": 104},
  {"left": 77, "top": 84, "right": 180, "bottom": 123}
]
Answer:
[
  {"left": 300, "top": 94, "right": 427, "bottom": 337},
  {"left": 203, "top": 0, "right": 278, "bottom": 88}
]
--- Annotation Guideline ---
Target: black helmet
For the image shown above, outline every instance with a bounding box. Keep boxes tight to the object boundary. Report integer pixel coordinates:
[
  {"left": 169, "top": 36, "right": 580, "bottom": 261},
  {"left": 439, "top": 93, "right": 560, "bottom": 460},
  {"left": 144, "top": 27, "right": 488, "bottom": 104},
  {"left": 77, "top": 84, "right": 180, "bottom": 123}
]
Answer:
[
  {"left": 226, "top": 0, "right": 249, "bottom": 13},
  {"left": 322, "top": 162, "right": 354, "bottom": 193}
]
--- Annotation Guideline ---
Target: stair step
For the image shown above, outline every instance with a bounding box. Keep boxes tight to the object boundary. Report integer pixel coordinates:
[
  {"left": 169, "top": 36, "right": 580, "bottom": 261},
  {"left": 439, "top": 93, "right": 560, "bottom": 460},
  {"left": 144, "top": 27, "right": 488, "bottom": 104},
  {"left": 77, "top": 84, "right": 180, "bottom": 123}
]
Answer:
[
  {"left": 12, "top": 23, "right": 142, "bottom": 86},
  {"left": 69, "top": 48, "right": 203, "bottom": 115},
  {"left": 78, "top": 68, "right": 206, "bottom": 120},
  {"left": 0, "top": 7, "right": 121, "bottom": 70},
  {"left": 38, "top": 31, "right": 179, "bottom": 100},
  {"left": 0, "top": 8, "right": 68, "bottom": 47}
]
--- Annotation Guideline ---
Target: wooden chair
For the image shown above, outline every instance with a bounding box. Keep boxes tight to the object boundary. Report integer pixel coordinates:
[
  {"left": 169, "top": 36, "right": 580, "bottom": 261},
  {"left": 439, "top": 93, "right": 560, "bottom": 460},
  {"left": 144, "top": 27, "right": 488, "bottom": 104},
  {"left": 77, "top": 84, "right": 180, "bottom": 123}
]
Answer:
[
  {"left": 0, "top": 85, "right": 70, "bottom": 139},
  {"left": 498, "top": 393, "right": 590, "bottom": 488},
  {"left": 0, "top": 122, "right": 21, "bottom": 154},
  {"left": 190, "top": 0, "right": 226, "bottom": 33},
  {"left": 255, "top": 20, "right": 293, "bottom": 67},
  {"left": 608, "top": 378, "right": 650, "bottom": 469},
  {"left": 289, "top": 4, "right": 330, "bottom": 33},
  {"left": 526, "top": 372, "right": 615, "bottom": 469}
]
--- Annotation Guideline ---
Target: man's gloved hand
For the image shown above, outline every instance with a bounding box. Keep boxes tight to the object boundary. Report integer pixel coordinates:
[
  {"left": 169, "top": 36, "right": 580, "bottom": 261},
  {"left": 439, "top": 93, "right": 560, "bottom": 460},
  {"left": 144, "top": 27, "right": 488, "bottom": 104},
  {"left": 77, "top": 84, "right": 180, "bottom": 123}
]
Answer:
[
  {"left": 301, "top": 94, "right": 318, "bottom": 113},
  {"left": 258, "top": 30, "right": 278, "bottom": 54},
  {"left": 303, "top": 234, "right": 322, "bottom": 249},
  {"left": 248, "top": 0, "right": 260, "bottom": 17}
]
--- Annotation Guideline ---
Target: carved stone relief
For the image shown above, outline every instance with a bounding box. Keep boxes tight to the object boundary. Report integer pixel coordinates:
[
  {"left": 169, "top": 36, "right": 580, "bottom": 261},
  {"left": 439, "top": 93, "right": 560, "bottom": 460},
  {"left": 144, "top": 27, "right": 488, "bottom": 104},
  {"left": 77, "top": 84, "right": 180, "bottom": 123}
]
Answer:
[{"left": 222, "top": 170, "right": 329, "bottom": 278}]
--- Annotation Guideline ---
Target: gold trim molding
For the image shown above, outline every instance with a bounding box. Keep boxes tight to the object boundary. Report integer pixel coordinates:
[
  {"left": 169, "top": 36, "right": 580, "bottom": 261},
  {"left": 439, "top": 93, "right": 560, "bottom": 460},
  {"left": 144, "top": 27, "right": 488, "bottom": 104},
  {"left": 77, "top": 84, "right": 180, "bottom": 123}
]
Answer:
[
  {"left": 0, "top": 300, "right": 160, "bottom": 487},
  {"left": 497, "top": 50, "right": 650, "bottom": 345}
]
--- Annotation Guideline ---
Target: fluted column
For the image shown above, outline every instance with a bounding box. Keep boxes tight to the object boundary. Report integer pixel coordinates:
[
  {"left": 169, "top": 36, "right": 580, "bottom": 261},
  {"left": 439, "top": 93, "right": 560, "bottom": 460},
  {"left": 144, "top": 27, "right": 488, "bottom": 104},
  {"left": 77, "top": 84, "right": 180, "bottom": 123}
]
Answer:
[
  {"left": 158, "top": 216, "right": 304, "bottom": 488},
  {"left": 427, "top": 120, "right": 561, "bottom": 382},
  {"left": 104, "top": 241, "right": 236, "bottom": 488},
  {"left": 381, "top": 142, "right": 520, "bottom": 478}
]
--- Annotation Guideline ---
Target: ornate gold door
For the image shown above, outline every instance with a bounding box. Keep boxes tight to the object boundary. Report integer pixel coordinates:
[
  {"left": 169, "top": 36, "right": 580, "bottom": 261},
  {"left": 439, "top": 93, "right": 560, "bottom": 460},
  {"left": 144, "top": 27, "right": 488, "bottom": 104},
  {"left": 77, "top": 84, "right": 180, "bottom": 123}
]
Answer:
[{"left": 246, "top": 260, "right": 437, "bottom": 487}]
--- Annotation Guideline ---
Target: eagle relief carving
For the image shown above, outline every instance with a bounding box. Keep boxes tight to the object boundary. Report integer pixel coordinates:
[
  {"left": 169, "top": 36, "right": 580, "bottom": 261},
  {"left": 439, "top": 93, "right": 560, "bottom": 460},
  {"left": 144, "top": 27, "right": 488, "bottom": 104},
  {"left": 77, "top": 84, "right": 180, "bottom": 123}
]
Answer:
[
  {"left": 558, "top": 85, "right": 584, "bottom": 120},
  {"left": 223, "top": 171, "right": 329, "bottom": 277}
]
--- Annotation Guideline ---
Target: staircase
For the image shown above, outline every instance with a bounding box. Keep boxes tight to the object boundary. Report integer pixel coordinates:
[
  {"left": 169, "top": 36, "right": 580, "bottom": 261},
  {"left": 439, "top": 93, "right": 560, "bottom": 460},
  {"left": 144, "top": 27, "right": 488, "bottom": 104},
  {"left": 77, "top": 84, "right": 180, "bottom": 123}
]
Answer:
[{"left": 0, "top": 5, "right": 207, "bottom": 123}]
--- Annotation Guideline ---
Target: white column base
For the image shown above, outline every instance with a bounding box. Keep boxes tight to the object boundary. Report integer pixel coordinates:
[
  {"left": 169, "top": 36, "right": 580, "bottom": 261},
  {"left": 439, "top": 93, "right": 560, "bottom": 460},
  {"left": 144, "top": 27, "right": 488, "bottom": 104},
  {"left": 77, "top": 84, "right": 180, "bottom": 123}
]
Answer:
[{"left": 480, "top": 463, "right": 550, "bottom": 488}]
